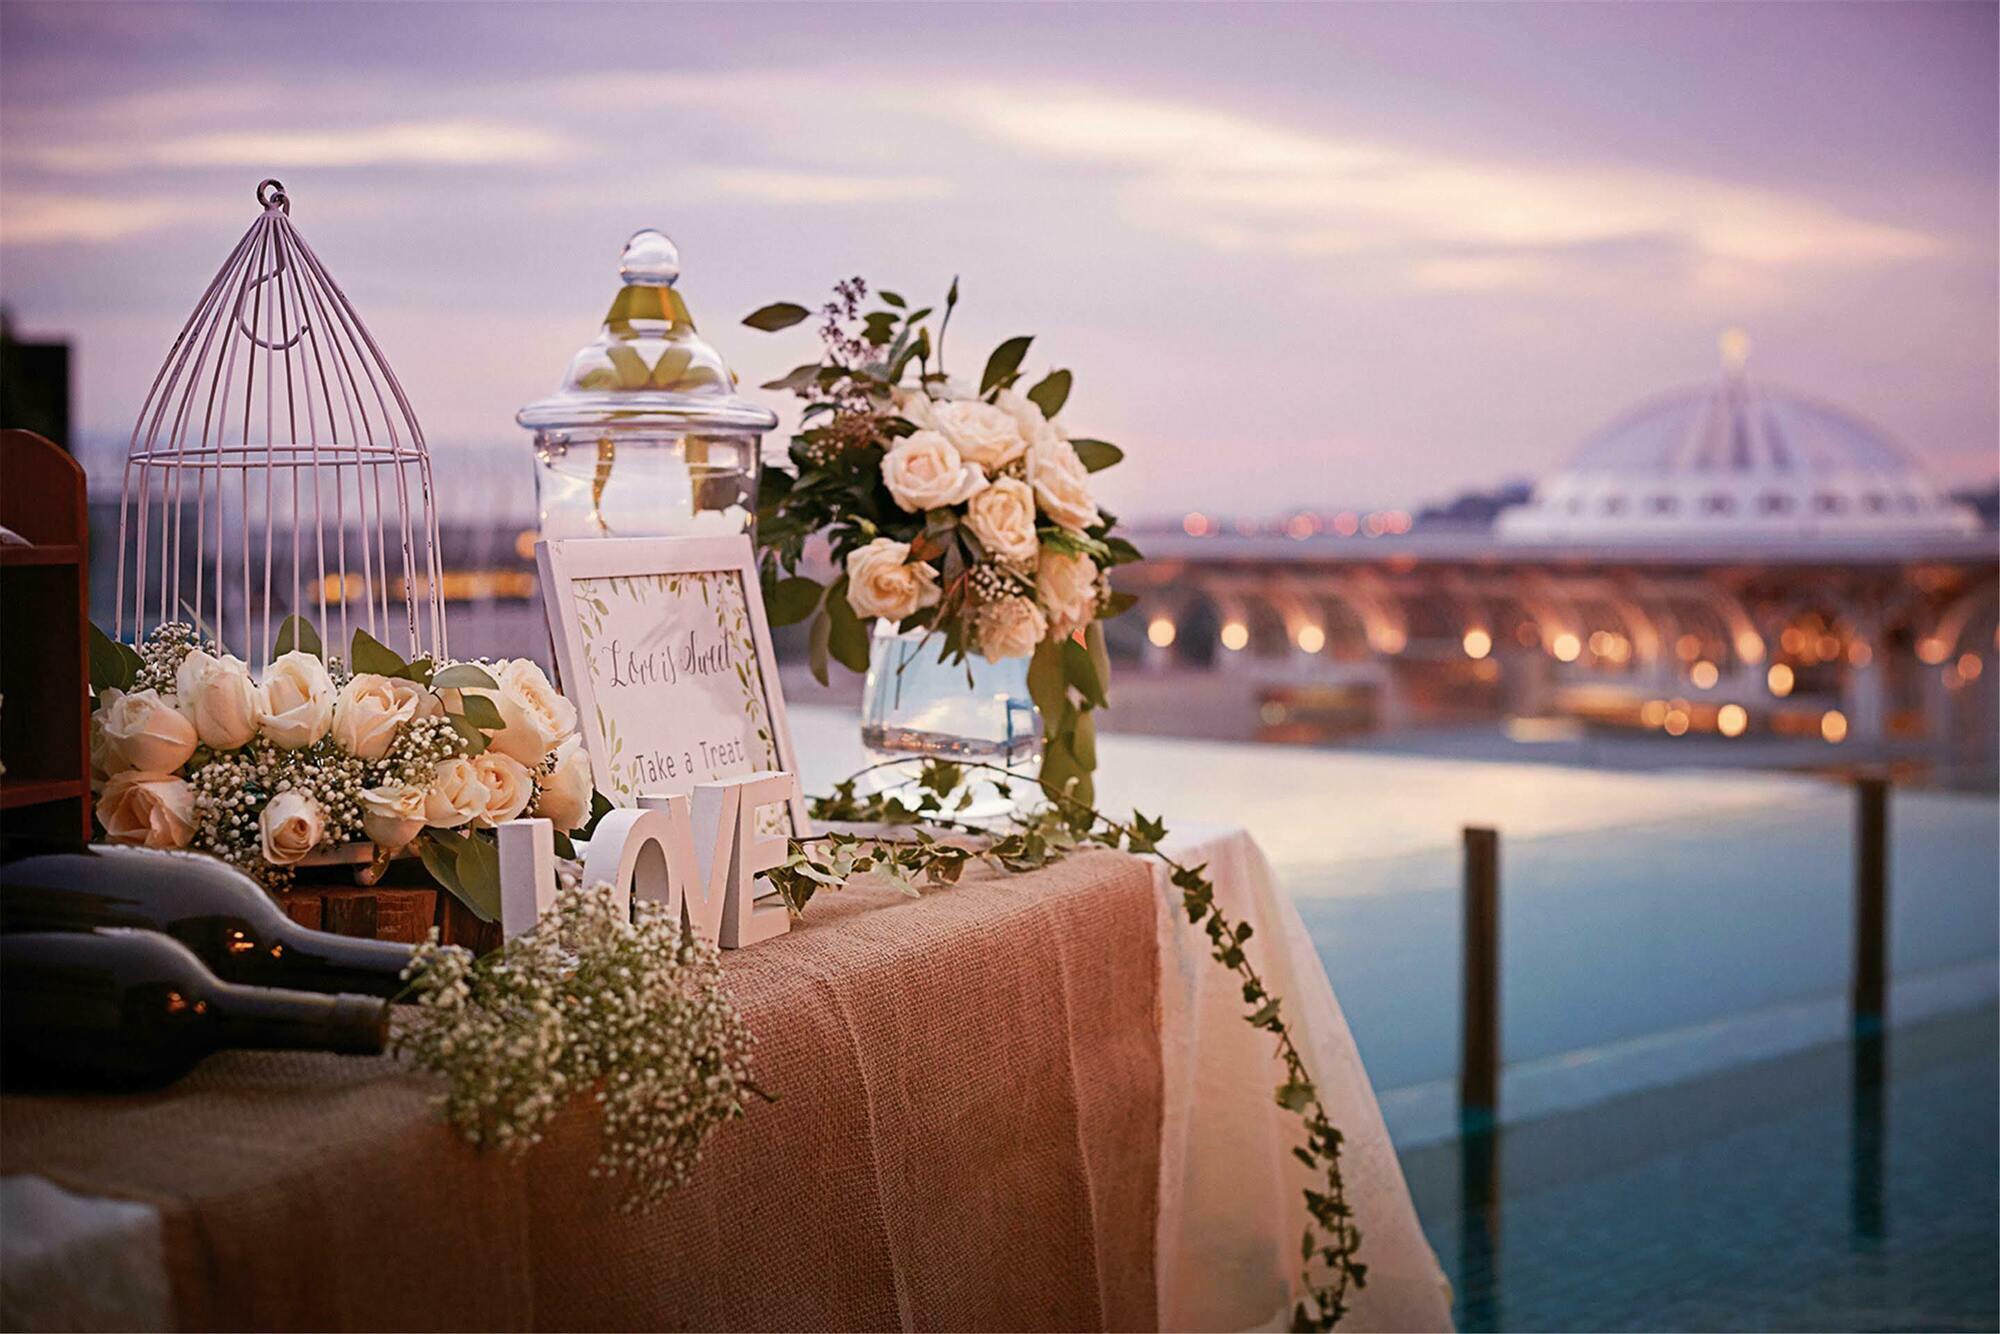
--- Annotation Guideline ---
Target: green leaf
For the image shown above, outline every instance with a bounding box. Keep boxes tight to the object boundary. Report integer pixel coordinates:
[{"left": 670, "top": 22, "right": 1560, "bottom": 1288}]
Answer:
[
  {"left": 417, "top": 833, "right": 465, "bottom": 898},
  {"left": 1027, "top": 639, "right": 1067, "bottom": 723},
  {"left": 808, "top": 605, "right": 832, "bottom": 688},
  {"left": 1276, "top": 1080, "right": 1316, "bottom": 1113},
  {"left": 1062, "top": 636, "right": 1108, "bottom": 709},
  {"left": 272, "top": 614, "right": 323, "bottom": 661},
  {"left": 825, "top": 577, "right": 871, "bottom": 674},
  {"left": 1071, "top": 707, "right": 1098, "bottom": 772},
  {"left": 766, "top": 576, "right": 824, "bottom": 628},
  {"left": 400, "top": 656, "right": 434, "bottom": 685},
  {"left": 452, "top": 833, "right": 503, "bottom": 923},
  {"left": 581, "top": 789, "right": 615, "bottom": 840},
  {"left": 456, "top": 693, "right": 505, "bottom": 731},
  {"left": 761, "top": 362, "right": 824, "bottom": 393},
  {"left": 430, "top": 663, "right": 499, "bottom": 691},
  {"left": 1086, "top": 621, "right": 1112, "bottom": 695},
  {"left": 87, "top": 623, "right": 136, "bottom": 693},
  {"left": 979, "top": 335, "right": 1034, "bottom": 395},
  {"left": 879, "top": 290, "right": 906, "bottom": 308},
  {"left": 1026, "top": 368, "right": 1071, "bottom": 419},
  {"left": 348, "top": 628, "right": 406, "bottom": 677},
  {"left": 448, "top": 714, "right": 489, "bottom": 755},
  {"left": 1102, "top": 590, "right": 1139, "bottom": 620},
  {"left": 743, "top": 302, "right": 811, "bottom": 332},
  {"left": 551, "top": 830, "right": 578, "bottom": 860},
  {"left": 1069, "top": 438, "right": 1124, "bottom": 472}
]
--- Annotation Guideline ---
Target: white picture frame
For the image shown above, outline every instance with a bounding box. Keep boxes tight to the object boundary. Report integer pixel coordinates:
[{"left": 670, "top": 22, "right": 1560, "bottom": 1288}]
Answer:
[{"left": 535, "top": 534, "right": 811, "bottom": 841}]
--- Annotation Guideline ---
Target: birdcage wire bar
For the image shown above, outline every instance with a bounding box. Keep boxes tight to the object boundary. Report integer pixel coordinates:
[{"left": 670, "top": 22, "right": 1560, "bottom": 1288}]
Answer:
[{"left": 116, "top": 179, "right": 446, "bottom": 668}]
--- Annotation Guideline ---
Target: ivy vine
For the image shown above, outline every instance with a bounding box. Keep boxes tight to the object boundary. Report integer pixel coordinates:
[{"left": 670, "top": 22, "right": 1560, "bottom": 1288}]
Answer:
[{"left": 773, "top": 759, "right": 1366, "bottom": 1332}]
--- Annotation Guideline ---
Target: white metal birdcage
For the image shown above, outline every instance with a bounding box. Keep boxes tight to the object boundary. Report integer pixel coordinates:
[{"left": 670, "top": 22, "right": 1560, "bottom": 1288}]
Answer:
[{"left": 117, "top": 179, "right": 445, "bottom": 667}]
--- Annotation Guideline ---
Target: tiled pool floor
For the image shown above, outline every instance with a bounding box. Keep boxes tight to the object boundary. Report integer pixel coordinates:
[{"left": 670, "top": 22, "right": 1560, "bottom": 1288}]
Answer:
[{"left": 1398, "top": 1005, "right": 1999, "bottom": 1332}]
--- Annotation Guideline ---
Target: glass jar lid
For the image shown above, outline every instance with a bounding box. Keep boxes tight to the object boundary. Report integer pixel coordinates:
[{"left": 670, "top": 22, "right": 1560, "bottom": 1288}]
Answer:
[{"left": 516, "top": 229, "right": 779, "bottom": 435}]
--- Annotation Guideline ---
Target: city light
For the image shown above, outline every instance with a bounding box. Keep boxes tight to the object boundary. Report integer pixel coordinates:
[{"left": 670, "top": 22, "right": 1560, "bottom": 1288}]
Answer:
[
  {"left": 1664, "top": 708, "right": 1691, "bottom": 736},
  {"left": 1676, "top": 633, "right": 1702, "bottom": 661},
  {"left": 1959, "top": 653, "right": 1984, "bottom": 681},
  {"left": 1734, "top": 632, "right": 1765, "bottom": 663},
  {"left": 1147, "top": 617, "right": 1177, "bottom": 649},
  {"left": 1821, "top": 710, "right": 1849, "bottom": 743},
  {"left": 1296, "top": 624, "right": 1326, "bottom": 653},
  {"left": 1551, "top": 632, "right": 1581, "bottom": 662},
  {"left": 1917, "top": 636, "right": 1949, "bottom": 665},
  {"left": 1717, "top": 704, "right": 1748, "bottom": 738},
  {"left": 1183, "top": 512, "right": 1210, "bottom": 537},
  {"left": 1463, "top": 628, "right": 1493, "bottom": 659},
  {"left": 1220, "top": 622, "right": 1250, "bottom": 651},
  {"left": 1690, "top": 660, "right": 1720, "bottom": 689},
  {"left": 1767, "top": 663, "right": 1795, "bottom": 697},
  {"left": 1331, "top": 511, "right": 1359, "bottom": 537},
  {"left": 1640, "top": 699, "right": 1668, "bottom": 727},
  {"left": 1848, "top": 641, "right": 1873, "bottom": 668}
]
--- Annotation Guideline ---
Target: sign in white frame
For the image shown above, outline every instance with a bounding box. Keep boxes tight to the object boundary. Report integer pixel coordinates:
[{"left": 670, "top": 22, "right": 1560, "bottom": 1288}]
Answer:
[{"left": 536, "top": 534, "right": 811, "bottom": 840}]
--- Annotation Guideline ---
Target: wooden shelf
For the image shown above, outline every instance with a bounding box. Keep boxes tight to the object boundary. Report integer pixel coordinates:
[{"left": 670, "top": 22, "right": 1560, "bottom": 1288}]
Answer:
[
  {"left": 0, "top": 544, "right": 82, "bottom": 568},
  {"left": 0, "top": 776, "right": 90, "bottom": 810},
  {"left": 1, "top": 431, "right": 91, "bottom": 841}
]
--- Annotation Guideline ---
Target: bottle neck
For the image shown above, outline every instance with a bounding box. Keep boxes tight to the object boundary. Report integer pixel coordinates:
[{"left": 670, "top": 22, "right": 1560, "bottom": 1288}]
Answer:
[
  {"left": 210, "top": 984, "right": 388, "bottom": 1055},
  {"left": 272, "top": 925, "right": 421, "bottom": 999}
]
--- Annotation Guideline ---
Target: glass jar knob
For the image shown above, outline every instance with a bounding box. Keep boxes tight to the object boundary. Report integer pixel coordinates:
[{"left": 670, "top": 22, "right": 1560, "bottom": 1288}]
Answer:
[{"left": 619, "top": 229, "right": 680, "bottom": 286}]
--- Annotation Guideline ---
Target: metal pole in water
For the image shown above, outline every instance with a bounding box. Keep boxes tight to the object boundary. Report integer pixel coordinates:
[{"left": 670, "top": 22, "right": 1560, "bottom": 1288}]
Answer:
[
  {"left": 1853, "top": 776, "right": 1890, "bottom": 1028},
  {"left": 1461, "top": 825, "right": 1500, "bottom": 1123}
]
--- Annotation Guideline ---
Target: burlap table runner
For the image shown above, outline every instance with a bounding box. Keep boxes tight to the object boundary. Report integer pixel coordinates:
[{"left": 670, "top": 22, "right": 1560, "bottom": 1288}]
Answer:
[{"left": 1, "top": 849, "right": 1163, "bottom": 1332}]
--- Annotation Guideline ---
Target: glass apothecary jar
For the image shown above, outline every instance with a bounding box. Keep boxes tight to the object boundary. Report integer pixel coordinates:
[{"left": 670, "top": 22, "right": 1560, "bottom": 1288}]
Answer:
[{"left": 518, "top": 229, "right": 777, "bottom": 539}]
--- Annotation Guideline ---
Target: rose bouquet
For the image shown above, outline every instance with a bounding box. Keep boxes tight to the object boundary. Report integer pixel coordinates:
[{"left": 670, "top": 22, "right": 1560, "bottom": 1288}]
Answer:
[
  {"left": 87, "top": 618, "right": 606, "bottom": 918},
  {"left": 745, "top": 279, "right": 1140, "bottom": 802}
]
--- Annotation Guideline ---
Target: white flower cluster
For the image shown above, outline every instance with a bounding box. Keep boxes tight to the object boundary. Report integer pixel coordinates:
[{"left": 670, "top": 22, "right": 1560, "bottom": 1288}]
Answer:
[
  {"left": 91, "top": 624, "right": 599, "bottom": 884},
  {"left": 847, "top": 384, "right": 1110, "bottom": 662},
  {"left": 395, "top": 881, "right": 757, "bottom": 1211}
]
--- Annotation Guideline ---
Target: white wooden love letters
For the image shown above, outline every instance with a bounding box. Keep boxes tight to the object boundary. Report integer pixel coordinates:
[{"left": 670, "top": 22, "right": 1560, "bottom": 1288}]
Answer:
[{"left": 497, "top": 770, "right": 800, "bottom": 949}]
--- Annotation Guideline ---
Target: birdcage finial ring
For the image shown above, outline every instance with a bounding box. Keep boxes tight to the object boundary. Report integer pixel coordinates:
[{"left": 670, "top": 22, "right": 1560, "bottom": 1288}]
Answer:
[{"left": 256, "top": 178, "right": 290, "bottom": 214}]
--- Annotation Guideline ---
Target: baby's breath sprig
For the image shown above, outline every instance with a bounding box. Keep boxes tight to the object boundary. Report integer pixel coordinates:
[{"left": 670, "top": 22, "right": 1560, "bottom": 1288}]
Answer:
[
  {"left": 131, "top": 620, "right": 207, "bottom": 694},
  {"left": 787, "top": 759, "right": 1367, "bottom": 1332},
  {"left": 395, "top": 880, "right": 764, "bottom": 1212}
]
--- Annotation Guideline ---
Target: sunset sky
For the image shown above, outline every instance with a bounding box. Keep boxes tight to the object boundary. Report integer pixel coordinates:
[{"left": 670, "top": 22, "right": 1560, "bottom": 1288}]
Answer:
[{"left": 2, "top": 1, "right": 1993, "bottom": 518}]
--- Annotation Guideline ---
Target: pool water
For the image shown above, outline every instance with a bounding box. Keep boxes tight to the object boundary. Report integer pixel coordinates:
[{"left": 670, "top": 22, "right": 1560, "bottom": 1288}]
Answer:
[{"left": 1396, "top": 1006, "right": 1999, "bottom": 1332}]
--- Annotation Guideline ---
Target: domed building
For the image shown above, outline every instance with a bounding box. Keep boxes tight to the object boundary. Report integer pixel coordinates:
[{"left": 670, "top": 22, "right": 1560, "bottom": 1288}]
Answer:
[{"left": 1498, "top": 333, "right": 1979, "bottom": 544}]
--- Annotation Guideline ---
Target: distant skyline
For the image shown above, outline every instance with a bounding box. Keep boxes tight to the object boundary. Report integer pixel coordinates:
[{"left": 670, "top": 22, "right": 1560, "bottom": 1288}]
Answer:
[{"left": 1, "top": 1, "right": 1994, "bottom": 517}]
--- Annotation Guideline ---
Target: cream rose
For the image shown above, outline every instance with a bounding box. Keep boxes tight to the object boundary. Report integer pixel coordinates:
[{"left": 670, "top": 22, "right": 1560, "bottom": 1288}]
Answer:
[
  {"left": 471, "top": 752, "right": 534, "bottom": 828},
  {"left": 893, "top": 386, "right": 940, "bottom": 432},
  {"left": 258, "top": 789, "right": 325, "bottom": 866},
  {"left": 1036, "top": 549, "right": 1100, "bottom": 640},
  {"left": 994, "top": 387, "right": 1052, "bottom": 443},
  {"left": 964, "top": 476, "right": 1041, "bottom": 567},
  {"left": 174, "top": 650, "right": 261, "bottom": 751},
  {"left": 89, "top": 688, "right": 125, "bottom": 782},
  {"left": 332, "top": 673, "right": 434, "bottom": 761},
  {"left": 535, "top": 734, "right": 594, "bottom": 833},
  {"left": 467, "top": 659, "right": 578, "bottom": 767},
  {"left": 975, "top": 595, "right": 1049, "bottom": 662},
  {"left": 882, "top": 430, "right": 988, "bottom": 513},
  {"left": 844, "top": 537, "right": 943, "bottom": 623},
  {"left": 1028, "top": 436, "right": 1101, "bottom": 533},
  {"left": 360, "top": 782, "right": 428, "bottom": 850},
  {"left": 95, "top": 771, "right": 195, "bottom": 849},
  {"left": 99, "top": 688, "right": 198, "bottom": 774},
  {"left": 259, "top": 651, "right": 335, "bottom": 749},
  {"left": 931, "top": 399, "right": 1028, "bottom": 471},
  {"left": 424, "top": 756, "right": 488, "bottom": 829}
]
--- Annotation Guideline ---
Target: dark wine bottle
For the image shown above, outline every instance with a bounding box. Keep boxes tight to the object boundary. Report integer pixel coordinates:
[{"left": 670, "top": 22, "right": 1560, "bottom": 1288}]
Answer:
[
  {"left": 0, "top": 843, "right": 420, "bottom": 999},
  {"left": 2, "top": 929, "right": 388, "bottom": 1090}
]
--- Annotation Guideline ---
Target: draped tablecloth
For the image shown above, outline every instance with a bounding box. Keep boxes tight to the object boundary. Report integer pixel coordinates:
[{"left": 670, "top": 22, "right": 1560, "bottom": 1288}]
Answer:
[{"left": 1, "top": 832, "right": 1449, "bottom": 1332}]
